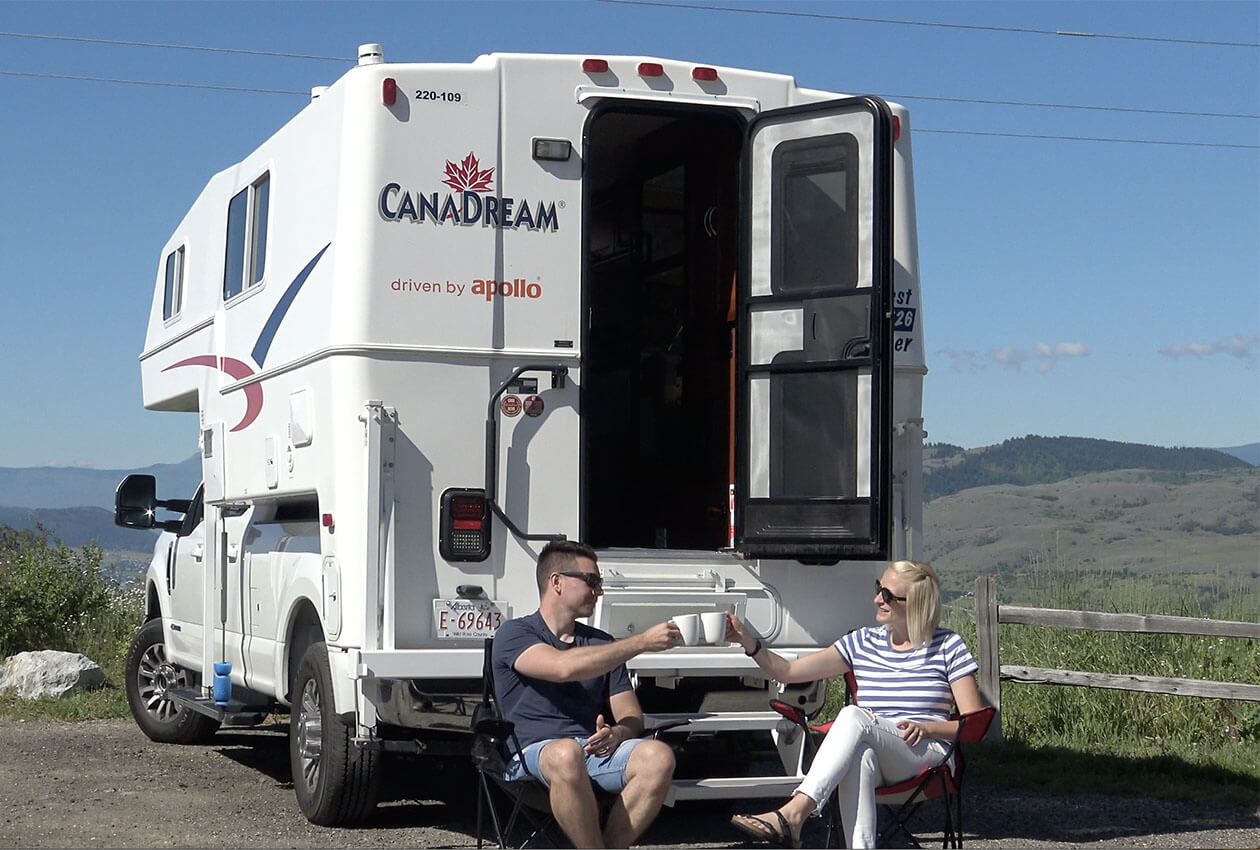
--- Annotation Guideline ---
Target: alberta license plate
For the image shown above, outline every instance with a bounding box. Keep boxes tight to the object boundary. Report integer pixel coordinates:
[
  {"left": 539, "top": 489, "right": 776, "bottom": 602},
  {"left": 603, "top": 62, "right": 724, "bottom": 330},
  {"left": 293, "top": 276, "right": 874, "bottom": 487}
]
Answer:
[{"left": 433, "top": 599, "right": 510, "bottom": 639}]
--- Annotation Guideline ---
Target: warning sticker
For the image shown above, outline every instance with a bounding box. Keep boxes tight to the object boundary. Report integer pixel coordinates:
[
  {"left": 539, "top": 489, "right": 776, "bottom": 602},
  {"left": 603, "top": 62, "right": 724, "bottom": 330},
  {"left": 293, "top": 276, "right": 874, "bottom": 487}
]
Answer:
[
  {"left": 523, "top": 395, "right": 544, "bottom": 417},
  {"left": 501, "top": 396, "right": 522, "bottom": 417}
]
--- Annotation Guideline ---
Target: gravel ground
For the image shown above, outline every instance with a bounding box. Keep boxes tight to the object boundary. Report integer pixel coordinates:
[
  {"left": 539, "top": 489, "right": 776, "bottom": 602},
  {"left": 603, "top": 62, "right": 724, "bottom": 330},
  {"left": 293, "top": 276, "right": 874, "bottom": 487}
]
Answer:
[{"left": 0, "top": 718, "right": 1256, "bottom": 848}]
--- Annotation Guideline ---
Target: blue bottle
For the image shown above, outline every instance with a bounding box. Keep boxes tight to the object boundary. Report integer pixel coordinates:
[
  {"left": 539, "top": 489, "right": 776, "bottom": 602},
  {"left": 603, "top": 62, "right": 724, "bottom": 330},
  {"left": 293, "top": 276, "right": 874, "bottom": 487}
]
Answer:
[{"left": 213, "top": 662, "right": 232, "bottom": 706}]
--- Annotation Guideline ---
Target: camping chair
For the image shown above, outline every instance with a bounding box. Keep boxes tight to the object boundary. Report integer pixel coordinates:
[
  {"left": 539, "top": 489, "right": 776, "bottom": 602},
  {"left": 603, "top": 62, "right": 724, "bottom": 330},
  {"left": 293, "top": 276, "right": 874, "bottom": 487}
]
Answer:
[
  {"left": 472, "top": 636, "right": 569, "bottom": 848},
  {"left": 769, "top": 672, "right": 994, "bottom": 849},
  {"left": 474, "top": 637, "right": 691, "bottom": 848}
]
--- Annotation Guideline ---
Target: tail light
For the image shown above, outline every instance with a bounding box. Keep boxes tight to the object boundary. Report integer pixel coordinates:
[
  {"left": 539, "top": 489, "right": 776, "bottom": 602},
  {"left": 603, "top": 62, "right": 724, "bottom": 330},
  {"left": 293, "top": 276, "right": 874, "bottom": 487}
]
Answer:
[{"left": 440, "top": 488, "right": 491, "bottom": 562}]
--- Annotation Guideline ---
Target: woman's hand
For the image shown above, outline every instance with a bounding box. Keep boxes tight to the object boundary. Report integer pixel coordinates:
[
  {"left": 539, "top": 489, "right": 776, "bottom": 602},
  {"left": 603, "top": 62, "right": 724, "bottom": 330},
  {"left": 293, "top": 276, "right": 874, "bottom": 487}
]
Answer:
[
  {"left": 724, "top": 613, "right": 757, "bottom": 654},
  {"left": 896, "top": 719, "right": 928, "bottom": 746}
]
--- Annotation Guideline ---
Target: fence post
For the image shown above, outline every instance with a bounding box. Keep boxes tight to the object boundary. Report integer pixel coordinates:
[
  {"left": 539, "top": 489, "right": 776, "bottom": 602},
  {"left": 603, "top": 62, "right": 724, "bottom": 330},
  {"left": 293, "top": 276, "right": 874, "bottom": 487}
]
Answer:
[{"left": 975, "top": 575, "right": 1002, "bottom": 740}]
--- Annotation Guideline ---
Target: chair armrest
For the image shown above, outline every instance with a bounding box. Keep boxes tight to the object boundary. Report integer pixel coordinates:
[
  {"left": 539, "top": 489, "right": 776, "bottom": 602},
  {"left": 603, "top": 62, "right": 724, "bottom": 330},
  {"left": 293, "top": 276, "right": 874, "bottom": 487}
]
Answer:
[{"left": 955, "top": 706, "right": 996, "bottom": 743}]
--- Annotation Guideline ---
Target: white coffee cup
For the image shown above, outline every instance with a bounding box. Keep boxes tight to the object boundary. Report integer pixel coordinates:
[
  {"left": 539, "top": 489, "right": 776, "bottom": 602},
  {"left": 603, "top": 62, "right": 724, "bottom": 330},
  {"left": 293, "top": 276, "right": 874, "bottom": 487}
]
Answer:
[
  {"left": 672, "top": 614, "right": 701, "bottom": 646},
  {"left": 700, "top": 611, "right": 728, "bottom": 646}
]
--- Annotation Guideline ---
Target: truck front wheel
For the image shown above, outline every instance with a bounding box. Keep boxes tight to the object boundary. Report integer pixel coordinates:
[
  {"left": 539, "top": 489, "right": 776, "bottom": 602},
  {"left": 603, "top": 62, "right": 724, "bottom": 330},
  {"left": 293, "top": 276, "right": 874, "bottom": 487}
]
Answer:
[
  {"left": 124, "top": 618, "right": 221, "bottom": 744},
  {"left": 289, "top": 641, "right": 380, "bottom": 825}
]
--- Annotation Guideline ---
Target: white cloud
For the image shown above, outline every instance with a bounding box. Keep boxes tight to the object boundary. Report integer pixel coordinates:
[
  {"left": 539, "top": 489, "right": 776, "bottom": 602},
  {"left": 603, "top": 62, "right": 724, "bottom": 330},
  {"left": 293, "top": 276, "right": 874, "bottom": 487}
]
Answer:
[
  {"left": 994, "top": 342, "right": 1089, "bottom": 372},
  {"left": 938, "top": 348, "right": 981, "bottom": 371},
  {"left": 1159, "top": 334, "right": 1260, "bottom": 361}
]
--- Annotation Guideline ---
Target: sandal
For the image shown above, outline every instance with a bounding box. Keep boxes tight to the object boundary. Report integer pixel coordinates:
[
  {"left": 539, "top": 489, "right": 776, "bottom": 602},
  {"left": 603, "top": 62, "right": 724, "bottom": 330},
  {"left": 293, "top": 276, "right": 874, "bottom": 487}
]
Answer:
[{"left": 731, "top": 810, "right": 801, "bottom": 849}]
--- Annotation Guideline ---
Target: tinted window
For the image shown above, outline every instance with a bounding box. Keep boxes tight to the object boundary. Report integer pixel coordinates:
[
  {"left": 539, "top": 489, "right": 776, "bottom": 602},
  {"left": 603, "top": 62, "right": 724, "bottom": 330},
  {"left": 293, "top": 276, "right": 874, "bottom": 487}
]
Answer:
[
  {"left": 163, "top": 245, "right": 184, "bottom": 320},
  {"left": 223, "top": 187, "right": 248, "bottom": 299},
  {"left": 772, "top": 134, "right": 859, "bottom": 294},
  {"left": 251, "top": 175, "right": 269, "bottom": 286}
]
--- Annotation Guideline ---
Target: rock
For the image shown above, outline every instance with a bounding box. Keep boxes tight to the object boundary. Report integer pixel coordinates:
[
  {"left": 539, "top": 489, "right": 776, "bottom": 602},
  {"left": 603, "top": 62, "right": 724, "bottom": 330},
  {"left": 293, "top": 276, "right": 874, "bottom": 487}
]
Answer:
[{"left": 0, "top": 650, "right": 105, "bottom": 699}]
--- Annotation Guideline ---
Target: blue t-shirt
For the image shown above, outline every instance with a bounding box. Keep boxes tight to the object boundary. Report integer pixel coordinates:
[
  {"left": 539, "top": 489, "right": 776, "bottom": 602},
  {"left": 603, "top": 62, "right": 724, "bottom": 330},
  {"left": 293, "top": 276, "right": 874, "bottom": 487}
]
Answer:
[
  {"left": 492, "top": 610, "right": 633, "bottom": 748},
  {"left": 835, "top": 625, "right": 978, "bottom": 722}
]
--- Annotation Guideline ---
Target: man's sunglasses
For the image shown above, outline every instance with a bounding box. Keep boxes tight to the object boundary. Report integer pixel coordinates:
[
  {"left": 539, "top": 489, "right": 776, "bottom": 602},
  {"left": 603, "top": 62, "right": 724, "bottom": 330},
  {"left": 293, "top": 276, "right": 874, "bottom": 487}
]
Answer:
[
  {"left": 875, "top": 581, "right": 907, "bottom": 604},
  {"left": 557, "top": 571, "right": 604, "bottom": 590}
]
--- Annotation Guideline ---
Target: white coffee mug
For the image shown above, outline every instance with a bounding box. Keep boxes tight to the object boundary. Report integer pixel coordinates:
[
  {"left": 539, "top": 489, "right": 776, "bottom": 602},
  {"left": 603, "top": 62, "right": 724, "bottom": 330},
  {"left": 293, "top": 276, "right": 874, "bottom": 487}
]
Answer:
[
  {"left": 672, "top": 614, "right": 701, "bottom": 646},
  {"left": 700, "top": 611, "right": 728, "bottom": 646}
]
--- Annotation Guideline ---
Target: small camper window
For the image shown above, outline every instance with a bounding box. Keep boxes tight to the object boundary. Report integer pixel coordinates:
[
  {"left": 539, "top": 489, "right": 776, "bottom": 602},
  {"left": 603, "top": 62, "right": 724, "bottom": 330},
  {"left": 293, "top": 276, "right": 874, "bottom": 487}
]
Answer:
[
  {"left": 223, "top": 172, "right": 270, "bottom": 300},
  {"left": 162, "top": 245, "right": 184, "bottom": 320}
]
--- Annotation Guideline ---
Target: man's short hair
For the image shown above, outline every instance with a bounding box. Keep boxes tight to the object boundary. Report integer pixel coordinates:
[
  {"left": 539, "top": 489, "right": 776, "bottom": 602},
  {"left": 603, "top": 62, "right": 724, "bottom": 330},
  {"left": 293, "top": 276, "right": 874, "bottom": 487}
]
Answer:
[{"left": 536, "top": 540, "right": 598, "bottom": 593}]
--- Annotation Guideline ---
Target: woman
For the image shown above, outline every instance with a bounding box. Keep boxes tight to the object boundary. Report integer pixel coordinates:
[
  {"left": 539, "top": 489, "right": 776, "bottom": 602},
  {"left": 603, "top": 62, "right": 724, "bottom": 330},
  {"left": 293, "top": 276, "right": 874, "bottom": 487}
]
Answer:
[{"left": 728, "top": 560, "right": 983, "bottom": 849}]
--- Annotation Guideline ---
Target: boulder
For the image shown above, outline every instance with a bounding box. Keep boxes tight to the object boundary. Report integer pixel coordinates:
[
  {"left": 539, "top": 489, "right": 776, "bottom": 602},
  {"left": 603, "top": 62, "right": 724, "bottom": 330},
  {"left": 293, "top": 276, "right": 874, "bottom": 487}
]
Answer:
[{"left": 0, "top": 650, "right": 105, "bottom": 699}]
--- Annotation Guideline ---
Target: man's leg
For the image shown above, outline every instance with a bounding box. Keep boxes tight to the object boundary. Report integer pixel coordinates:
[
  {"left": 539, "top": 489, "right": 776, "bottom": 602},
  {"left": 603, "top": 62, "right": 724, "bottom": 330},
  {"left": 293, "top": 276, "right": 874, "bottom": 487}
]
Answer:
[
  {"left": 600, "top": 738, "right": 675, "bottom": 848},
  {"left": 535, "top": 738, "right": 605, "bottom": 848}
]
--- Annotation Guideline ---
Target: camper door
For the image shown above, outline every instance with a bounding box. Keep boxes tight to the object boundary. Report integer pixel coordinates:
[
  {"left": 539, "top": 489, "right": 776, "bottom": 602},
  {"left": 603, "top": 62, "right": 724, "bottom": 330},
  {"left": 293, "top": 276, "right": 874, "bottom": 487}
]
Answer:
[{"left": 737, "top": 97, "right": 894, "bottom": 559}]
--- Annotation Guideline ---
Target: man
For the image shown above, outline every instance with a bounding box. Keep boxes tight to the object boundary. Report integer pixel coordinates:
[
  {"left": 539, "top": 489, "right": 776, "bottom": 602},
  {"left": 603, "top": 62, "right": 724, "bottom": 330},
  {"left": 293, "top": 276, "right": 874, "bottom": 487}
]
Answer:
[{"left": 492, "top": 540, "right": 681, "bottom": 848}]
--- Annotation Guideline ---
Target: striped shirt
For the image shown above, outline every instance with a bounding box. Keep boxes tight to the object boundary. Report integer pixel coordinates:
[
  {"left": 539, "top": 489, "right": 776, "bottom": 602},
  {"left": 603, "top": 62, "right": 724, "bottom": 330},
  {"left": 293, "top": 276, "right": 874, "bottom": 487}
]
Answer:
[{"left": 834, "top": 626, "right": 979, "bottom": 722}]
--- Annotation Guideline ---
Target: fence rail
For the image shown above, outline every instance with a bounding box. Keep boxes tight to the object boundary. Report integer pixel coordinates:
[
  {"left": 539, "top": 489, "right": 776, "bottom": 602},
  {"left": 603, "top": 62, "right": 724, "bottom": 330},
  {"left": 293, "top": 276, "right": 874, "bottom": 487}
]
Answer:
[{"left": 973, "top": 575, "right": 1260, "bottom": 738}]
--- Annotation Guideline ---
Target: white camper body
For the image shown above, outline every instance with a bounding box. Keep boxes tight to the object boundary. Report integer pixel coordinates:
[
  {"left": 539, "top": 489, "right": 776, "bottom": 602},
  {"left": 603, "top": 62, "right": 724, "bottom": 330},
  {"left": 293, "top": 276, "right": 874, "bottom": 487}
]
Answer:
[{"left": 120, "top": 46, "right": 927, "bottom": 823}]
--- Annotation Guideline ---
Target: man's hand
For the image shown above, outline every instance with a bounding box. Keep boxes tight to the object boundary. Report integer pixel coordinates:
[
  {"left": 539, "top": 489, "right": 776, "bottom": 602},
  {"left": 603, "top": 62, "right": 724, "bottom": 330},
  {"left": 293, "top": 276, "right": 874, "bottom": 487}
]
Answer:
[
  {"left": 637, "top": 620, "right": 682, "bottom": 652},
  {"left": 584, "top": 713, "right": 624, "bottom": 756}
]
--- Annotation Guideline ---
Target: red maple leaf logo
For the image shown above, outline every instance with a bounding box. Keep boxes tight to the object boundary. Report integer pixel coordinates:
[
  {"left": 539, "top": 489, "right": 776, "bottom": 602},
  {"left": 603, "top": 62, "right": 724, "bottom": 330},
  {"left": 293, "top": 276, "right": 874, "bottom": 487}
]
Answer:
[{"left": 442, "top": 152, "right": 495, "bottom": 193}]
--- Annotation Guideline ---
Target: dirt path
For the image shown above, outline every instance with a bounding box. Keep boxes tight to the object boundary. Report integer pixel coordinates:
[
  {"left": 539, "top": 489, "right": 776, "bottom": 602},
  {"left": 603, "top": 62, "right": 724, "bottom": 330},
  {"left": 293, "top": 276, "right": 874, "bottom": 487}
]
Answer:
[{"left": 0, "top": 718, "right": 1256, "bottom": 848}]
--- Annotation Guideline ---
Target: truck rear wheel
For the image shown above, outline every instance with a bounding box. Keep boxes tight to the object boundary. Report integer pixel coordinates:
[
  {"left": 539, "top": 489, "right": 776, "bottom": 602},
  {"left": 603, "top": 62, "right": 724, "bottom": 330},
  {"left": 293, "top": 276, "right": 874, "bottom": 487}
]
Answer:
[
  {"left": 124, "top": 618, "right": 221, "bottom": 744},
  {"left": 289, "top": 641, "right": 380, "bottom": 825}
]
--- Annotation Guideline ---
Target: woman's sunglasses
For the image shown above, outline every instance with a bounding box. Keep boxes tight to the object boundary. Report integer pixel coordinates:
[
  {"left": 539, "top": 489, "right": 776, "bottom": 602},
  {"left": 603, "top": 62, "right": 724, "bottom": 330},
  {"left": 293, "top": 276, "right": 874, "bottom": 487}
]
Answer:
[
  {"left": 558, "top": 571, "right": 604, "bottom": 590},
  {"left": 875, "top": 581, "right": 907, "bottom": 604}
]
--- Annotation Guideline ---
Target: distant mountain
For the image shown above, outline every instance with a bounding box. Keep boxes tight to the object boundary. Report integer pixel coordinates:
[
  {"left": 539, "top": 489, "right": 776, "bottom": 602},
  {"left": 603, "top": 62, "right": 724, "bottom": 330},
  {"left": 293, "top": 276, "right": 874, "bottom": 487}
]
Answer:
[
  {"left": 1215, "top": 443, "right": 1260, "bottom": 466},
  {"left": 923, "top": 436, "right": 1250, "bottom": 502},
  {"left": 0, "top": 505, "right": 158, "bottom": 553},
  {"left": 0, "top": 455, "right": 200, "bottom": 510}
]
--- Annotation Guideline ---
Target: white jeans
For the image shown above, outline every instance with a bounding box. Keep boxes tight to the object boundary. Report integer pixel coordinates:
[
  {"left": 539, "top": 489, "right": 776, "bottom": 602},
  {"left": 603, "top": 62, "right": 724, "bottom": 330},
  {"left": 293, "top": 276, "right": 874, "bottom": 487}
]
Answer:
[{"left": 794, "top": 704, "right": 948, "bottom": 849}]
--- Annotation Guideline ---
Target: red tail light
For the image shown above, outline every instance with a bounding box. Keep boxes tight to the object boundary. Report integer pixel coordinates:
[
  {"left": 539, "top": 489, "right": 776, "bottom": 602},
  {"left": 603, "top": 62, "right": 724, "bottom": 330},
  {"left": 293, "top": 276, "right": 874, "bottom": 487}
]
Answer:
[{"left": 440, "top": 488, "right": 490, "bottom": 562}]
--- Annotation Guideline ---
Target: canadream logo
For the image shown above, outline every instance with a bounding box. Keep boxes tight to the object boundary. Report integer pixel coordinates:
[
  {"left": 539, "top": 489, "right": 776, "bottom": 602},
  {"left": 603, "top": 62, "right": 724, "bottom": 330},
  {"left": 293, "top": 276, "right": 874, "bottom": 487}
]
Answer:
[{"left": 379, "top": 152, "right": 559, "bottom": 231}]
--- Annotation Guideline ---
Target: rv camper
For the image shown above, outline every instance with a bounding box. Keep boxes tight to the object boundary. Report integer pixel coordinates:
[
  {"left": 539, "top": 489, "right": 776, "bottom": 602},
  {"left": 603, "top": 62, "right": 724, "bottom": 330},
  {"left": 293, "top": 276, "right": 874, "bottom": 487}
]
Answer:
[{"left": 115, "top": 45, "right": 927, "bottom": 825}]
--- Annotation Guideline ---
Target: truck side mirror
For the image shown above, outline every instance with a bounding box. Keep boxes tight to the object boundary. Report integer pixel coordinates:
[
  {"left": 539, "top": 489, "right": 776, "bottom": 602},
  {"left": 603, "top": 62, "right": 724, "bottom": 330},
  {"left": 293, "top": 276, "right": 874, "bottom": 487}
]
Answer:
[{"left": 115, "top": 474, "right": 158, "bottom": 530}]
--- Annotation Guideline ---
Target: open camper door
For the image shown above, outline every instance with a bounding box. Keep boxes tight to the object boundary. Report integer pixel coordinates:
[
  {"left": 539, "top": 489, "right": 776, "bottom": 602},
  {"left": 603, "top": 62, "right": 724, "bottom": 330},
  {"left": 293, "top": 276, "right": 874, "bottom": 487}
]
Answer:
[{"left": 736, "top": 97, "right": 895, "bottom": 559}]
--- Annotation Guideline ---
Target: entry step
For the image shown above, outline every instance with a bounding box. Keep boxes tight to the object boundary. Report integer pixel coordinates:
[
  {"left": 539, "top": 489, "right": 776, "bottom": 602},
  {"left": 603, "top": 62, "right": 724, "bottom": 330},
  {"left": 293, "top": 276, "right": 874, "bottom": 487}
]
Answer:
[
  {"left": 645, "top": 711, "right": 792, "bottom": 733},
  {"left": 165, "top": 688, "right": 272, "bottom": 724}
]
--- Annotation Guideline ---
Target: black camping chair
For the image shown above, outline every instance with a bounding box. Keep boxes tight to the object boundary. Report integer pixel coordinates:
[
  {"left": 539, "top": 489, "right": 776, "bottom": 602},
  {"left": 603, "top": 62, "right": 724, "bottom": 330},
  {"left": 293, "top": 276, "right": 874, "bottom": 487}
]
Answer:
[
  {"left": 471, "top": 636, "right": 690, "bottom": 848},
  {"left": 769, "top": 671, "right": 995, "bottom": 849},
  {"left": 473, "top": 636, "right": 568, "bottom": 849}
]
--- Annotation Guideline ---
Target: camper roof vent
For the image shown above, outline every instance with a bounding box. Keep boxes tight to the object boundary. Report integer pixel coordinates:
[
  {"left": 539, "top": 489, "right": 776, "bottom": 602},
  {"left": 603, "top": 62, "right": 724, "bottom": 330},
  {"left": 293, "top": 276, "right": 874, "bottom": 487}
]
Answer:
[
  {"left": 310, "top": 86, "right": 328, "bottom": 101},
  {"left": 358, "top": 43, "right": 384, "bottom": 65}
]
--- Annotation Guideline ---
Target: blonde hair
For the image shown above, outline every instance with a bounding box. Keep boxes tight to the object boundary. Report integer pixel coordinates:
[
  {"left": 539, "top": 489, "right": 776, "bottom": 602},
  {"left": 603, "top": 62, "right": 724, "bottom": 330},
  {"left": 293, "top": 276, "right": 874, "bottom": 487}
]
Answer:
[{"left": 891, "top": 560, "right": 941, "bottom": 647}]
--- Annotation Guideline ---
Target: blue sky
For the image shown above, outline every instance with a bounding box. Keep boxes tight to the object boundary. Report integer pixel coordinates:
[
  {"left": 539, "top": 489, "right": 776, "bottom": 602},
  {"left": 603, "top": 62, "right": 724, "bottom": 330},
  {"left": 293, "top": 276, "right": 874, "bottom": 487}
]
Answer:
[{"left": 0, "top": 0, "right": 1256, "bottom": 469}]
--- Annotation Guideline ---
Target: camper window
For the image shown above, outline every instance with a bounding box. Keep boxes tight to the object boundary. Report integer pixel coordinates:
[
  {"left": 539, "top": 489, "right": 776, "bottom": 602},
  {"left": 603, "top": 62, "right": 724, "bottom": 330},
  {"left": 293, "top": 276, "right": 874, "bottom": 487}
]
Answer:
[
  {"left": 223, "top": 172, "right": 270, "bottom": 300},
  {"left": 163, "top": 245, "right": 185, "bottom": 321}
]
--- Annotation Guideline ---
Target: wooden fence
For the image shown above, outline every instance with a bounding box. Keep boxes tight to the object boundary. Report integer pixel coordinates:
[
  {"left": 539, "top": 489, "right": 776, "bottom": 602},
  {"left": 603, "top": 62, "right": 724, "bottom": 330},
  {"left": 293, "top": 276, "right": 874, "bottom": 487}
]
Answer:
[{"left": 973, "top": 575, "right": 1260, "bottom": 738}]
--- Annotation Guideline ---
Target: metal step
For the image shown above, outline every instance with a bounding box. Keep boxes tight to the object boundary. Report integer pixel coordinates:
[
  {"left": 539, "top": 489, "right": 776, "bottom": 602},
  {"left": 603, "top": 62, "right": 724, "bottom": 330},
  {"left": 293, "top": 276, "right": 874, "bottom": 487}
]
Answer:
[
  {"left": 645, "top": 710, "right": 793, "bottom": 734},
  {"left": 666, "top": 775, "right": 801, "bottom": 804},
  {"left": 165, "top": 687, "right": 272, "bottom": 724}
]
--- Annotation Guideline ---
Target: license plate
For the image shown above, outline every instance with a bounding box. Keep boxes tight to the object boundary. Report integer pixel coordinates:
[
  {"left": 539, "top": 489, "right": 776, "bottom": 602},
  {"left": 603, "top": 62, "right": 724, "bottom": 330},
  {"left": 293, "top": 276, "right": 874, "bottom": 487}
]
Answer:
[{"left": 433, "top": 599, "right": 510, "bottom": 639}]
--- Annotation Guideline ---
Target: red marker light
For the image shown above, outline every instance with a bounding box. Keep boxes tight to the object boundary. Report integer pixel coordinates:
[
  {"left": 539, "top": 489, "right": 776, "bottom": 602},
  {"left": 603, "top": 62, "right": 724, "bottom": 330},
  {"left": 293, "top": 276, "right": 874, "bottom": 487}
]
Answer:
[
  {"left": 893, "top": 115, "right": 901, "bottom": 140},
  {"left": 692, "top": 66, "right": 718, "bottom": 81},
  {"left": 382, "top": 77, "right": 397, "bottom": 106},
  {"left": 638, "top": 62, "right": 664, "bottom": 77},
  {"left": 583, "top": 58, "right": 609, "bottom": 73},
  {"left": 322, "top": 513, "right": 334, "bottom": 529}
]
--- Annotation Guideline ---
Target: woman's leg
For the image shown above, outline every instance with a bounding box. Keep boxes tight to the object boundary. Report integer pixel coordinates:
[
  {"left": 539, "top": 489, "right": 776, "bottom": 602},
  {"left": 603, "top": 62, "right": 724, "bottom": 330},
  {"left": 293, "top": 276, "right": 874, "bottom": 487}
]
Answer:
[{"left": 800, "top": 707, "right": 948, "bottom": 849}]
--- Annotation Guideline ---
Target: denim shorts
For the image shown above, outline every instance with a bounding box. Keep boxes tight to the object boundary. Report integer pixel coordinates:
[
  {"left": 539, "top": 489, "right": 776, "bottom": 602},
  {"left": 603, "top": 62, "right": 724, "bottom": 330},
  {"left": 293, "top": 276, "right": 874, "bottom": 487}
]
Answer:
[{"left": 504, "top": 735, "right": 643, "bottom": 794}]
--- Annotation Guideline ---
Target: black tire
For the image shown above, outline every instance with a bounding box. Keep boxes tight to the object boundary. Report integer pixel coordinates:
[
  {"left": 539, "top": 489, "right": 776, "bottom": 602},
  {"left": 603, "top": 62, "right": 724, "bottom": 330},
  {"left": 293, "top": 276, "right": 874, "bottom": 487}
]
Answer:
[
  {"left": 124, "top": 618, "right": 221, "bottom": 744},
  {"left": 289, "top": 642, "right": 380, "bottom": 825}
]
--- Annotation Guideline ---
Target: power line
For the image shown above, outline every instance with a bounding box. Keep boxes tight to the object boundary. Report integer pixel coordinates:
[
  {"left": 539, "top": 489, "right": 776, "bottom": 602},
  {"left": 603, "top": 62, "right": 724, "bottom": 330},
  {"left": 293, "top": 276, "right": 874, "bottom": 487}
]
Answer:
[
  {"left": 917, "top": 127, "right": 1259, "bottom": 150},
  {"left": 0, "top": 69, "right": 307, "bottom": 96},
  {"left": 0, "top": 30, "right": 349, "bottom": 62},
  {"left": 7, "top": 67, "right": 1252, "bottom": 149},
  {"left": 889, "top": 94, "right": 1258, "bottom": 122},
  {"left": 594, "top": 0, "right": 1260, "bottom": 48}
]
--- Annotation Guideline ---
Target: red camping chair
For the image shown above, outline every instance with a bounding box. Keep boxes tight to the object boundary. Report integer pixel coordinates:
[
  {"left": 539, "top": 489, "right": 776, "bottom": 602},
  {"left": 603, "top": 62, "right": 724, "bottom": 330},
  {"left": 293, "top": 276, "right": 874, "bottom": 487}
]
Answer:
[{"left": 770, "top": 672, "right": 994, "bottom": 849}]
